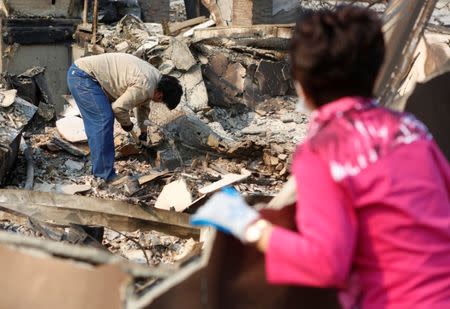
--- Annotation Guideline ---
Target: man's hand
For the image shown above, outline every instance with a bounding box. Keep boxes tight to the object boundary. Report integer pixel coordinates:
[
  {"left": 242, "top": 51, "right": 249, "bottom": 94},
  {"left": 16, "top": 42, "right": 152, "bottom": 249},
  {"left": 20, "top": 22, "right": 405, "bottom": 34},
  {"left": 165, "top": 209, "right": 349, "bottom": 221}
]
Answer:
[
  {"left": 121, "top": 124, "right": 134, "bottom": 132},
  {"left": 190, "top": 187, "right": 260, "bottom": 242},
  {"left": 139, "top": 132, "right": 147, "bottom": 142}
]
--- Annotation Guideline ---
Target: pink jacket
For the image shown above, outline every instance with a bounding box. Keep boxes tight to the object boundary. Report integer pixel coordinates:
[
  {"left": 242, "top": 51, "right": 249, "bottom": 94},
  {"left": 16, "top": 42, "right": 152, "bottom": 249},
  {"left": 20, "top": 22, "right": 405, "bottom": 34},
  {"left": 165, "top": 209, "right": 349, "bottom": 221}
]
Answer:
[{"left": 265, "top": 97, "right": 450, "bottom": 309}]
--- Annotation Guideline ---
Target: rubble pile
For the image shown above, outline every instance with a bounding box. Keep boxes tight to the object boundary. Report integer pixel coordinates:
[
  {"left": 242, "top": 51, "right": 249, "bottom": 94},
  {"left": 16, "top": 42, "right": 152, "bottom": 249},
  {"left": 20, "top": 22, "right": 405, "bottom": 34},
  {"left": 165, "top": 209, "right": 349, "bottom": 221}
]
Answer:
[
  {"left": 89, "top": 14, "right": 306, "bottom": 170},
  {"left": 0, "top": 1, "right": 308, "bottom": 273}
]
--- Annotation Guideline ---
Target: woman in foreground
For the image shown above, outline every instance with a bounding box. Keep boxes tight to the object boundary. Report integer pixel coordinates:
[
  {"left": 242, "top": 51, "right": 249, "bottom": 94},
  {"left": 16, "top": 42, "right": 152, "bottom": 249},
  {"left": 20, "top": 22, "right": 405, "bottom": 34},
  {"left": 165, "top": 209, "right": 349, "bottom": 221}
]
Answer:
[{"left": 192, "top": 6, "right": 450, "bottom": 309}]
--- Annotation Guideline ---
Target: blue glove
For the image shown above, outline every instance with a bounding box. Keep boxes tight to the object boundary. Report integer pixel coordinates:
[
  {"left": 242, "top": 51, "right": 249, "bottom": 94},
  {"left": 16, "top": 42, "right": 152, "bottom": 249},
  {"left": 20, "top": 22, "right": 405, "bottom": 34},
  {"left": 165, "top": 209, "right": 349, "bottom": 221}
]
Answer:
[{"left": 190, "top": 187, "right": 260, "bottom": 241}]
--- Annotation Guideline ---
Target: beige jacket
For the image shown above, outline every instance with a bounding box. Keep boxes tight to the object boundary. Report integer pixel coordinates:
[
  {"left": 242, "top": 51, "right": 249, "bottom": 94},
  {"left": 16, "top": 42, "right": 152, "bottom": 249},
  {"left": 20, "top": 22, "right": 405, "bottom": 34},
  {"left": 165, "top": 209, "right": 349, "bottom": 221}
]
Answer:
[{"left": 75, "top": 53, "right": 161, "bottom": 128}]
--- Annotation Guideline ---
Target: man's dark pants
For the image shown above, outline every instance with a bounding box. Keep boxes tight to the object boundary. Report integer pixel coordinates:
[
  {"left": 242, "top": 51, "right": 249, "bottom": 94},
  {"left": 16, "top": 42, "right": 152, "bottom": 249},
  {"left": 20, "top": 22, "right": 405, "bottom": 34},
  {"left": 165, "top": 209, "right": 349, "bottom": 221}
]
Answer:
[{"left": 67, "top": 64, "right": 116, "bottom": 181}]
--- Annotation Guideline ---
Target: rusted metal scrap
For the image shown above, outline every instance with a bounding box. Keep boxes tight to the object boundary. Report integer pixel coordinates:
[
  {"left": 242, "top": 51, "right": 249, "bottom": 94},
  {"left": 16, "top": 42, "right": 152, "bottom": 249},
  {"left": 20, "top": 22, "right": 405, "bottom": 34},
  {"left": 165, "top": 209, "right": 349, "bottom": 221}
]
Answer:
[{"left": 0, "top": 189, "right": 200, "bottom": 239}]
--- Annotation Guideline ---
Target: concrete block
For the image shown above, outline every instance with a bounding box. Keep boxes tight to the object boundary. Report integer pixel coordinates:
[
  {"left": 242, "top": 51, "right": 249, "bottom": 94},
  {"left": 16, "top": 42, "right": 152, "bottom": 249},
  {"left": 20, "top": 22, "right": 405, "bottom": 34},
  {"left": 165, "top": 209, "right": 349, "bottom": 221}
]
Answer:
[
  {"left": 2, "top": 44, "right": 72, "bottom": 115},
  {"left": 178, "top": 65, "right": 209, "bottom": 112},
  {"left": 0, "top": 0, "right": 74, "bottom": 18}
]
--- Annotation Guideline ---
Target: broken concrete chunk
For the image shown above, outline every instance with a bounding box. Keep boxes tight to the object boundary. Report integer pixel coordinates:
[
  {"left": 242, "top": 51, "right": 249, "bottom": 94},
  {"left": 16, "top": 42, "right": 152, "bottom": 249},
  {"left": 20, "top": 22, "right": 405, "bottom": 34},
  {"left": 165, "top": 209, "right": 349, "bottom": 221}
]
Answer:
[
  {"left": 0, "top": 89, "right": 17, "bottom": 107},
  {"left": 37, "top": 101, "right": 55, "bottom": 121},
  {"left": 135, "top": 40, "right": 159, "bottom": 56},
  {"left": 162, "top": 113, "right": 233, "bottom": 152},
  {"left": 159, "top": 60, "right": 175, "bottom": 75},
  {"left": 144, "top": 23, "right": 164, "bottom": 35},
  {"left": 163, "top": 38, "right": 196, "bottom": 72},
  {"left": 278, "top": 153, "right": 288, "bottom": 160},
  {"left": 155, "top": 179, "right": 193, "bottom": 212},
  {"left": 115, "top": 41, "right": 130, "bottom": 53},
  {"left": 64, "top": 159, "right": 85, "bottom": 171},
  {"left": 56, "top": 116, "right": 87, "bottom": 143},
  {"left": 178, "top": 65, "right": 209, "bottom": 112}
]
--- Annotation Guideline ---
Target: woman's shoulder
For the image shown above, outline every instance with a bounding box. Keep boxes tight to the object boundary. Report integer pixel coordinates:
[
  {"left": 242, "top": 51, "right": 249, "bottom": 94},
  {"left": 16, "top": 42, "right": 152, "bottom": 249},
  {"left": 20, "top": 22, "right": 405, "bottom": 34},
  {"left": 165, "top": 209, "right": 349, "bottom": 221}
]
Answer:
[{"left": 304, "top": 107, "right": 431, "bottom": 182}]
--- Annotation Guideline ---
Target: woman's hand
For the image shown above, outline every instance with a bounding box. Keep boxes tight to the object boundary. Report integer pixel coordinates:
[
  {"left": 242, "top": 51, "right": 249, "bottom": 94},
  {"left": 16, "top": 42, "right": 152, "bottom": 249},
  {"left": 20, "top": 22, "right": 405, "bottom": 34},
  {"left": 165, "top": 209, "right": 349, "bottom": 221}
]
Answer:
[{"left": 190, "top": 187, "right": 260, "bottom": 242}]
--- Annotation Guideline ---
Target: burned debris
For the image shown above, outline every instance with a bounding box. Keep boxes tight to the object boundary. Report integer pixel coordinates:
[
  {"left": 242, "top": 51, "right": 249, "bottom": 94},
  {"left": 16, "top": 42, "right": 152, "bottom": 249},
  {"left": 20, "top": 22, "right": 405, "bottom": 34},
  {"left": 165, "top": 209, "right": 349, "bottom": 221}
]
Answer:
[{"left": 0, "top": 0, "right": 448, "bottom": 308}]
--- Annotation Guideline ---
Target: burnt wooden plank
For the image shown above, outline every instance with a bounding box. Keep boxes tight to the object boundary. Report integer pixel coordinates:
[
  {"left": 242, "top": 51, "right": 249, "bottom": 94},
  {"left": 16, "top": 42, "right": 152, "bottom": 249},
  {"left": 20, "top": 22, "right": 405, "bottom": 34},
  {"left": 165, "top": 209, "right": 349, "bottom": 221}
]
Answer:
[
  {"left": 0, "top": 189, "right": 200, "bottom": 240},
  {"left": 3, "top": 26, "right": 76, "bottom": 44}
]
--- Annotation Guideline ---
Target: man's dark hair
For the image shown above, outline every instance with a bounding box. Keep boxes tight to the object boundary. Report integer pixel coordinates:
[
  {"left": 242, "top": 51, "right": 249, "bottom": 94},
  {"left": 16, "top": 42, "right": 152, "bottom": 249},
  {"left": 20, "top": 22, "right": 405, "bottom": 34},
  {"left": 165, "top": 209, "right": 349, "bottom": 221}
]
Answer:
[
  {"left": 290, "top": 6, "right": 385, "bottom": 107},
  {"left": 157, "top": 74, "right": 183, "bottom": 110}
]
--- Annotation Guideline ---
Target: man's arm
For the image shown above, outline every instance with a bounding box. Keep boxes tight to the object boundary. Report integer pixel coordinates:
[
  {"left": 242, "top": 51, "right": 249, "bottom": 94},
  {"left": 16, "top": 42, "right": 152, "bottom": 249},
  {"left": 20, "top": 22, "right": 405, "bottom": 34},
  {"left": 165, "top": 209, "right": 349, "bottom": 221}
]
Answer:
[
  {"left": 111, "top": 85, "right": 149, "bottom": 128},
  {"left": 134, "top": 102, "right": 150, "bottom": 132}
]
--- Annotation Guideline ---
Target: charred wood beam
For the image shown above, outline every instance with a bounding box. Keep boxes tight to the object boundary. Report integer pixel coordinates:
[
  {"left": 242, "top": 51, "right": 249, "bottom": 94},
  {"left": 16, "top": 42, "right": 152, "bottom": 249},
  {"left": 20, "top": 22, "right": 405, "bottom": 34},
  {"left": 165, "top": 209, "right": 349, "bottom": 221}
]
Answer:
[
  {"left": 0, "top": 189, "right": 200, "bottom": 240},
  {"left": 193, "top": 24, "right": 293, "bottom": 41},
  {"left": 52, "top": 135, "right": 88, "bottom": 157},
  {"left": 82, "top": 0, "right": 89, "bottom": 24},
  {"left": 2, "top": 18, "right": 79, "bottom": 45},
  {"left": 169, "top": 16, "right": 208, "bottom": 35},
  {"left": 91, "top": 0, "right": 99, "bottom": 45}
]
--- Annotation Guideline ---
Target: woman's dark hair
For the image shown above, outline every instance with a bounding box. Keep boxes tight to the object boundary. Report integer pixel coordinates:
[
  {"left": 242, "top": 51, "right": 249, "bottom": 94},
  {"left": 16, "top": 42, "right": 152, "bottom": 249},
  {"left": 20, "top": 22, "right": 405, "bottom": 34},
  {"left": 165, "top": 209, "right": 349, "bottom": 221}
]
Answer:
[
  {"left": 157, "top": 74, "right": 183, "bottom": 110},
  {"left": 290, "top": 6, "right": 385, "bottom": 107}
]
